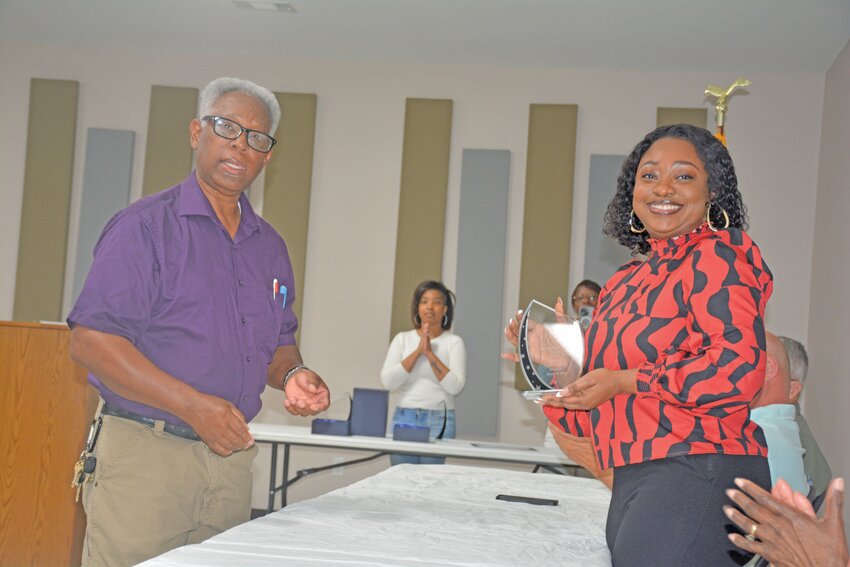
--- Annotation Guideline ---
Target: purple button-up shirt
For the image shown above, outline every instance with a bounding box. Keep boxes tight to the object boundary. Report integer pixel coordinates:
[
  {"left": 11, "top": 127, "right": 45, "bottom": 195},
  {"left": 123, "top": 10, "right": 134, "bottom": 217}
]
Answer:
[{"left": 68, "top": 172, "right": 298, "bottom": 426}]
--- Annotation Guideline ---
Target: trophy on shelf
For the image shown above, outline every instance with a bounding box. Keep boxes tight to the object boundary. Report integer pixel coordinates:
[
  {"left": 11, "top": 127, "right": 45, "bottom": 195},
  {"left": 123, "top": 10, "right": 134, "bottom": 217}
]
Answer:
[
  {"left": 517, "top": 300, "right": 585, "bottom": 401},
  {"left": 704, "top": 78, "right": 751, "bottom": 146}
]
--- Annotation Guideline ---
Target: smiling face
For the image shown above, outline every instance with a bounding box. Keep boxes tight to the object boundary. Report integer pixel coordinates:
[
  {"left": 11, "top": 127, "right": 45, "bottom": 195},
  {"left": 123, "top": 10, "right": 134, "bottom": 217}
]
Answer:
[
  {"left": 632, "top": 137, "right": 712, "bottom": 240},
  {"left": 190, "top": 90, "right": 273, "bottom": 199},
  {"left": 417, "top": 289, "right": 448, "bottom": 330}
]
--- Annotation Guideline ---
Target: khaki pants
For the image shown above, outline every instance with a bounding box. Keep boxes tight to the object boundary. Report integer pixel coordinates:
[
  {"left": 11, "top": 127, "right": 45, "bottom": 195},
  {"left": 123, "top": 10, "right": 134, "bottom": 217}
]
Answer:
[{"left": 81, "top": 414, "right": 258, "bottom": 567}]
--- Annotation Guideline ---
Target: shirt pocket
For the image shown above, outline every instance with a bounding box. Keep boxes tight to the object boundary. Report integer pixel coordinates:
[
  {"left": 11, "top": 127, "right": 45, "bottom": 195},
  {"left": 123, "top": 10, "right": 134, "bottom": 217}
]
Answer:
[{"left": 244, "top": 283, "right": 286, "bottom": 362}]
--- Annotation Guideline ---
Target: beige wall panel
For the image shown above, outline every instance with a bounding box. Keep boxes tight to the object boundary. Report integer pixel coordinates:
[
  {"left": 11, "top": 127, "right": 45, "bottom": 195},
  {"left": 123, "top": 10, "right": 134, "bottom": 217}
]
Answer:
[
  {"left": 657, "top": 107, "right": 708, "bottom": 129},
  {"left": 263, "top": 92, "right": 318, "bottom": 340},
  {"left": 13, "top": 78, "right": 78, "bottom": 322},
  {"left": 390, "top": 99, "right": 453, "bottom": 339},
  {"left": 141, "top": 85, "right": 197, "bottom": 196},
  {"left": 516, "top": 104, "right": 578, "bottom": 388}
]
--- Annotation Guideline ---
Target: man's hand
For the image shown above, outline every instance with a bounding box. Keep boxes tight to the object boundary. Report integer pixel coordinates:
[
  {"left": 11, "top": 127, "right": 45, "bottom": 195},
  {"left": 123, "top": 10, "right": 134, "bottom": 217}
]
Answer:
[
  {"left": 69, "top": 326, "right": 254, "bottom": 457},
  {"left": 283, "top": 368, "right": 331, "bottom": 416},
  {"left": 548, "top": 423, "right": 612, "bottom": 489},
  {"left": 183, "top": 392, "right": 254, "bottom": 457},
  {"left": 724, "top": 477, "right": 849, "bottom": 567}
]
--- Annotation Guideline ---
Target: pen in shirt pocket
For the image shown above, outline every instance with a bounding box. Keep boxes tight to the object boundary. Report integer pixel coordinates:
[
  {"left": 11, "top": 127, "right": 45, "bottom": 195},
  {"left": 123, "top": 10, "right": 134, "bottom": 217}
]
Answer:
[{"left": 272, "top": 278, "right": 287, "bottom": 309}]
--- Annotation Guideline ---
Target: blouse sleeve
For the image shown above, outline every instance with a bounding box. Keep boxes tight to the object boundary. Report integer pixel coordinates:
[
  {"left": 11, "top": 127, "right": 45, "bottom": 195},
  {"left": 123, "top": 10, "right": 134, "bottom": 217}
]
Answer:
[
  {"left": 438, "top": 335, "right": 467, "bottom": 395},
  {"left": 634, "top": 231, "right": 773, "bottom": 416},
  {"left": 380, "top": 332, "right": 410, "bottom": 391}
]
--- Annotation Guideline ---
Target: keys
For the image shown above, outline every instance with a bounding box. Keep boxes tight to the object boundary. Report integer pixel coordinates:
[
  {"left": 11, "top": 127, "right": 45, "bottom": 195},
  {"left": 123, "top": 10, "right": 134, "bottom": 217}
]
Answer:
[
  {"left": 71, "top": 454, "right": 97, "bottom": 502},
  {"left": 72, "top": 457, "right": 85, "bottom": 502},
  {"left": 72, "top": 416, "right": 103, "bottom": 502},
  {"left": 84, "top": 455, "right": 97, "bottom": 475}
]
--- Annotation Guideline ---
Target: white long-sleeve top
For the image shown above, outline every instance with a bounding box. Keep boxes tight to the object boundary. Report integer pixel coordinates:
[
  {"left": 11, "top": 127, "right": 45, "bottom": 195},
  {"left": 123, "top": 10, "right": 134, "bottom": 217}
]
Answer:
[{"left": 380, "top": 329, "right": 467, "bottom": 410}]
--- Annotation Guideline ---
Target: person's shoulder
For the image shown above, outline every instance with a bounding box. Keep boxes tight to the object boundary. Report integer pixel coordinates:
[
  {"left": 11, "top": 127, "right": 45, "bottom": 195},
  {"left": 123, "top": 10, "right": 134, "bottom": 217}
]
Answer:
[
  {"left": 617, "top": 258, "right": 644, "bottom": 272},
  {"left": 695, "top": 226, "right": 760, "bottom": 251},
  {"left": 602, "top": 257, "right": 644, "bottom": 290},
  {"left": 442, "top": 331, "right": 465, "bottom": 346},
  {"left": 751, "top": 403, "right": 797, "bottom": 422},
  {"left": 690, "top": 227, "right": 764, "bottom": 264},
  {"left": 112, "top": 183, "right": 182, "bottom": 225},
  {"left": 694, "top": 228, "right": 772, "bottom": 285},
  {"left": 392, "top": 329, "right": 418, "bottom": 342},
  {"left": 255, "top": 215, "right": 288, "bottom": 246}
]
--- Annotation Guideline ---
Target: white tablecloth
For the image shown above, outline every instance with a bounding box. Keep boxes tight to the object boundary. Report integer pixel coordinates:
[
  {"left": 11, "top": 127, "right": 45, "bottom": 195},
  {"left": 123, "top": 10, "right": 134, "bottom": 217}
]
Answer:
[{"left": 139, "top": 464, "right": 612, "bottom": 566}]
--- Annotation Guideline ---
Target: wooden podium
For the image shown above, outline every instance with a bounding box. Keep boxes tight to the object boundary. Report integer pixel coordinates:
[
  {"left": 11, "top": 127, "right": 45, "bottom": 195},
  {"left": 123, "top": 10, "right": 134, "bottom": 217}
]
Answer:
[{"left": 0, "top": 321, "right": 98, "bottom": 567}]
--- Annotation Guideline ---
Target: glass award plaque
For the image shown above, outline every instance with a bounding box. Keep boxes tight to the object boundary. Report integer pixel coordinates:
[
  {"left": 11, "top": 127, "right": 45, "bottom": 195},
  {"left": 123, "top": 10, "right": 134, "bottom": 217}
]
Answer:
[{"left": 518, "top": 300, "right": 584, "bottom": 401}]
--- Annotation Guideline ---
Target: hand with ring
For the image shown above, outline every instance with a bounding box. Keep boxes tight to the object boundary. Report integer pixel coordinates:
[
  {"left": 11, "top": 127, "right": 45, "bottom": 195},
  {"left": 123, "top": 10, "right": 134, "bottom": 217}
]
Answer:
[{"left": 724, "top": 477, "right": 849, "bottom": 567}]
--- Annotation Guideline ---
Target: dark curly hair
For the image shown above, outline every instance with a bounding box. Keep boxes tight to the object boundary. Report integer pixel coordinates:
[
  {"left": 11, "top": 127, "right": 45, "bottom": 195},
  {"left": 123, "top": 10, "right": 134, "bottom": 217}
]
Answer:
[
  {"left": 603, "top": 124, "right": 748, "bottom": 255},
  {"left": 410, "top": 280, "right": 456, "bottom": 330}
]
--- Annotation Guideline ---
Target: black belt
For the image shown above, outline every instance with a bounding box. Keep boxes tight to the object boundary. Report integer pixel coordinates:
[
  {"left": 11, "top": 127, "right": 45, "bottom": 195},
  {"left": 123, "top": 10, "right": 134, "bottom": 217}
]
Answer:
[{"left": 102, "top": 404, "right": 201, "bottom": 441}]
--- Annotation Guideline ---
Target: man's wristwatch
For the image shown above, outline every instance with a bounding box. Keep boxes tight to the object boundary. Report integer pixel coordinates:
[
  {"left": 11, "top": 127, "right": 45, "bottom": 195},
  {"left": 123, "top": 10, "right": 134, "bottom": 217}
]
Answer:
[{"left": 282, "top": 364, "right": 308, "bottom": 391}]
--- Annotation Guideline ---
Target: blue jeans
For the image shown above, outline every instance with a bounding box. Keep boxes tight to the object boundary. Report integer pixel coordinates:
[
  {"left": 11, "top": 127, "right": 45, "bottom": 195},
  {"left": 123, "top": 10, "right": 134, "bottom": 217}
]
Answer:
[{"left": 389, "top": 407, "right": 456, "bottom": 465}]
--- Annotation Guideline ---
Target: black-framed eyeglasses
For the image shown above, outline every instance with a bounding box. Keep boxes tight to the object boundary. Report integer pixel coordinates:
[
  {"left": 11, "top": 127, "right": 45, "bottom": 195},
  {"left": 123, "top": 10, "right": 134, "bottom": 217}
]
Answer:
[
  {"left": 572, "top": 294, "right": 597, "bottom": 303},
  {"left": 202, "top": 115, "right": 277, "bottom": 153}
]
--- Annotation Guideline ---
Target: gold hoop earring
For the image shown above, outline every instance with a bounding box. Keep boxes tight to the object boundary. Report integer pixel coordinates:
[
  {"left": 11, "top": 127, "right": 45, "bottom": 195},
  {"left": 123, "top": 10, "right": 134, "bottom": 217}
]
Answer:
[
  {"left": 629, "top": 210, "right": 646, "bottom": 234},
  {"left": 706, "top": 202, "right": 730, "bottom": 232}
]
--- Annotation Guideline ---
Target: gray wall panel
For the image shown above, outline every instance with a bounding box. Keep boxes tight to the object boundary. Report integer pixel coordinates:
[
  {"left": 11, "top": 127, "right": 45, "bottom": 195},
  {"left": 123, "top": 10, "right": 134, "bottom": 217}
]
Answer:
[
  {"left": 583, "top": 154, "right": 632, "bottom": 285},
  {"left": 72, "top": 128, "right": 135, "bottom": 304},
  {"left": 453, "top": 149, "right": 511, "bottom": 437}
]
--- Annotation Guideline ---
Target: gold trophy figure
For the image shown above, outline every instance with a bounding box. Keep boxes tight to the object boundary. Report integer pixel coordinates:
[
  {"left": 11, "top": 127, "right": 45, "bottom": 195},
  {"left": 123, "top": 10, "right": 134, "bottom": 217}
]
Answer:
[{"left": 704, "top": 78, "right": 751, "bottom": 146}]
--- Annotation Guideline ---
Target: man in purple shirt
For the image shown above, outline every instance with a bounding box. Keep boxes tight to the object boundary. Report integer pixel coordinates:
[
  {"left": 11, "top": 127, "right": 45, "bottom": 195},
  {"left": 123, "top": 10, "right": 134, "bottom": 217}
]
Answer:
[{"left": 68, "top": 77, "right": 330, "bottom": 567}]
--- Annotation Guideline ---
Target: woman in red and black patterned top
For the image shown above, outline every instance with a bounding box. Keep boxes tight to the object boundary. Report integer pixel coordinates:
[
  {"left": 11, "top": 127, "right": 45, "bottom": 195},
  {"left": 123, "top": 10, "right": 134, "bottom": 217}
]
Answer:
[{"left": 535, "top": 125, "right": 771, "bottom": 565}]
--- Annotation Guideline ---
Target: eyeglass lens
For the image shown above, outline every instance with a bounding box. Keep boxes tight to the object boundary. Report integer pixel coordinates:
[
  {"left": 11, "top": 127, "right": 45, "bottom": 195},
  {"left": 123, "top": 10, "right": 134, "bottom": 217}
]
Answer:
[{"left": 206, "top": 116, "right": 275, "bottom": 153}]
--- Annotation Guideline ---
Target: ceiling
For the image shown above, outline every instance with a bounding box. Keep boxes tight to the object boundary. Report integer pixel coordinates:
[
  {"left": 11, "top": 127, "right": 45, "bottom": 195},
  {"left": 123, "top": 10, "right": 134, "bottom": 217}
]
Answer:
[{"left": 1, "top": 0, "right": 849, "bottom": 73}]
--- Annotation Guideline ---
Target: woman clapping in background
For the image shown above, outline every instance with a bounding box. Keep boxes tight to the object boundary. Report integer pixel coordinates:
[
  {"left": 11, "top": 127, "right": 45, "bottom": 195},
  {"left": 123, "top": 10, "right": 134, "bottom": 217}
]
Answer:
[{"left": 381, "top": 281, "right": 466, "bottom": 465}]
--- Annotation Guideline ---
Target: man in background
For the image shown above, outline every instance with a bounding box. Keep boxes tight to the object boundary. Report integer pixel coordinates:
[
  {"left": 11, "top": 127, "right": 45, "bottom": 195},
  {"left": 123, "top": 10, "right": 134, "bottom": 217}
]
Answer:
[
  {"left": 68, "top": 77, "right": 330, "bottom": 566},
  {"left": 778, "top": 335, "right": 833, "bottom": 503},
  {"left": 750, "top": 332, "right": 809, "bottom": 494}
]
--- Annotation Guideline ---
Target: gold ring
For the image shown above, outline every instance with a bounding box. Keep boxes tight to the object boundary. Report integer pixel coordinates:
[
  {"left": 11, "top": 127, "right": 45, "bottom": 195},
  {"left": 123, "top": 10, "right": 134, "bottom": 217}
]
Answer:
[{"left": 745, "top": 523, "right": 758, "bottom": 542}]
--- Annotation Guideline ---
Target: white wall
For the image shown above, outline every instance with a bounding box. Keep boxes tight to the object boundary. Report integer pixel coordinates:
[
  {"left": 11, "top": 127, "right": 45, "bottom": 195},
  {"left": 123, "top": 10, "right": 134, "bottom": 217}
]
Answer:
[
  {"left": 0, "top": 40, "right": 830, "bottom": 506},
  {"left": 809, "top": 37, "right": 850, "bottom": 535}
]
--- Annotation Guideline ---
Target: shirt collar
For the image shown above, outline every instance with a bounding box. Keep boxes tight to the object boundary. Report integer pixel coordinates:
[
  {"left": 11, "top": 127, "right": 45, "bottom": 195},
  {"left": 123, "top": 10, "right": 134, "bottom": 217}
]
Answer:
[{"left": 177, "top": 171, "right": 262, "bottom": 236}]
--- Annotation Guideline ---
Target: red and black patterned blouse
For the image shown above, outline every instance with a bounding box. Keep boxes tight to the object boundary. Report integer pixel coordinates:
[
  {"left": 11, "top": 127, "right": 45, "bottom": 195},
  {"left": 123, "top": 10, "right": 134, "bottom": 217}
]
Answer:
[{"left": 544, "top": 223, "right": 772, "bottom": 470}]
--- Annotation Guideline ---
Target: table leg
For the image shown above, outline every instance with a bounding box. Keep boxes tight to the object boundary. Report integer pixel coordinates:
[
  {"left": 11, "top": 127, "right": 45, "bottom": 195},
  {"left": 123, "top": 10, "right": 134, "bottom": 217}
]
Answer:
[
  {"left": 267, "top": 442, "right": 278, "bottom": 513},
  {"left": 281, "top": 444, "right": 290, "bottom": 508}
]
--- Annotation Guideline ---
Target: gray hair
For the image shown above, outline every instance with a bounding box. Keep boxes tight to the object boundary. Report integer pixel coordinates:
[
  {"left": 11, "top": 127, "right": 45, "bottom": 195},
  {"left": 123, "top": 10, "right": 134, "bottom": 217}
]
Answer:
[
  {"left": 198, "top": 77, "right": 281, "bottom": 134},
  {"left": 778, "top": 336, "right": 809, "bottom": 383}
]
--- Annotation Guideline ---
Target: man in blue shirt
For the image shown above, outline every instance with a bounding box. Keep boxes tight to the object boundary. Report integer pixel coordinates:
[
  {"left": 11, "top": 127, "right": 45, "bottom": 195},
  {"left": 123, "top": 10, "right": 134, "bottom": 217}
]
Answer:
[
  {"left": 778, "top": 335, "right": 833, "bottom": 504},
  {"left": 750, "top": 332, "right": 808, "bottom": 494}
]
